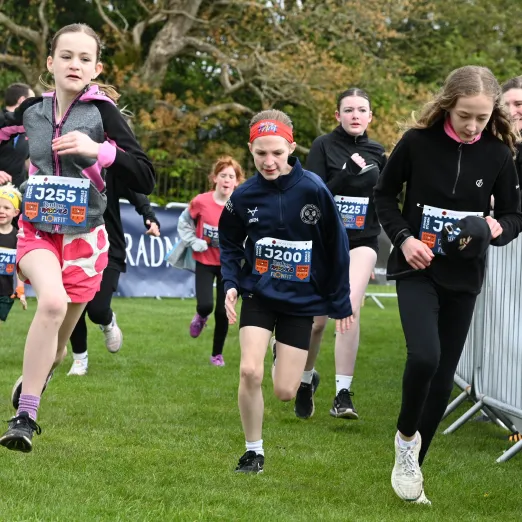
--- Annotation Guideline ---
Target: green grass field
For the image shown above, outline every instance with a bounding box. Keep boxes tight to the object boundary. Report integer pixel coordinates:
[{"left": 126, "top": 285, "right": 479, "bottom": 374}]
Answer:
[{"left": 0, "top": 297, "right": 520, "bottom": 521}]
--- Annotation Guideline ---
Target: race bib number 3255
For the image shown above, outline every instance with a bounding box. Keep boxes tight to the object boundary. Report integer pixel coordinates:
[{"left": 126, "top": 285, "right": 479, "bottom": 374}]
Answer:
[
  {"left": 24, "top": 176, "right": 90, "bottom": 227},
  {"left": 253, "top": 238, "right": 312, "bottom": 282}
]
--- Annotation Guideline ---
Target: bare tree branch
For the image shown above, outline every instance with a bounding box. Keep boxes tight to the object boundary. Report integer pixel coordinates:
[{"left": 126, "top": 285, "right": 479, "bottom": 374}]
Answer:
[
  {"left": 0, "top": 12, "right": 41, "bottom": 44},
  {"left": 198, "top": 102, "right": 254, "bottom": 118},
  {"left": 137, "top": 0, "right": 152, "bottom": 15},
  {"left": 93, "top": 0, "right": 124, "bottom": 39},
  {"left": 182, "top": 36, "right": 238, "bottom": 66},
  {"left": 295, "top": 143, "right": 310, "bottom": 155},
  {"left": 37, "top": 0, "right": 50, "bottom": 44},
  {"left": 132, "top": 13, "right": 167, "bottom": 48},
  {"left": 0, "top": 54, "right": 34, "bottom": 83},
  {"left": 159, "top": 9, "right": 209, "bottom": 24},
  {"left": 113, "top": 6, "right": 130, "bottom": 32}
]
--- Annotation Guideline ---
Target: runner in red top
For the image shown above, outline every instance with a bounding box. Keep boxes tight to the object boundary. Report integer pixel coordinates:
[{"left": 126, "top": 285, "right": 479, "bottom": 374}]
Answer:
[{"left": 188, "top": 156, "right": 244, "bottom": 366}]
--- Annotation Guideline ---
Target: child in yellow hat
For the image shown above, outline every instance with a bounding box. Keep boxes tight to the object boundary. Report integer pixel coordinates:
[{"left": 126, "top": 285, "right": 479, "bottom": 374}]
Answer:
[{"left": 0, "top": 183, "right": 26, "bottom": 324}]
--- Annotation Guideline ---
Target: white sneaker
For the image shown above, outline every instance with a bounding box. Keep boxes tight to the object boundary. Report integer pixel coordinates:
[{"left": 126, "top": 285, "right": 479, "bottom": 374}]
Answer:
[
  {"left": 67, "top": 358, "right": 88, "bottom": 376},
  {"left": 412, "top": 489, "right": 431, "bottom": 505},
  {"left": 391, "top": 431, "right": 423, "bottom": 501},
  {"left": 100, "top": 313, "right": 123, "bottom": 353}
]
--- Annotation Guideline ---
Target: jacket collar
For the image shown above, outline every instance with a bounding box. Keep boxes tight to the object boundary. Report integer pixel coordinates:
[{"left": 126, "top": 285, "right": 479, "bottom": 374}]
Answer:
[
  {"left": 256, "top": 156, "right": 304, "bottom": 191},
  {"left": 333, "top": 125, "right": 369, "bottom": 144}
]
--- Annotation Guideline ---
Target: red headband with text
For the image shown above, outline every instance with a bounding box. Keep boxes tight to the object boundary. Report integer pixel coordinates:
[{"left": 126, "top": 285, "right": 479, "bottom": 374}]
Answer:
[{"left": 249, "top": 119, "right": 294, "bottom": 144}]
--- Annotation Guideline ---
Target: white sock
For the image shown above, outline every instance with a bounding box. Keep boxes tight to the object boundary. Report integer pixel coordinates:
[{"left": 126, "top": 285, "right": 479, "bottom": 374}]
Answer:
[
  {"left": 397, "top": 432, "right": 418, "bottom": 449},
  {"left": 246, "top": 439, "right": 264, "bottom": 456},
  {"left": 73, "top": 351, "right": 88, "bottom": 361},
  {"left": 335, "top": 375, "right": 353, "bottom": 395},
  {"left": 302, "top": 369, "right": 314, "bottom": 384}
]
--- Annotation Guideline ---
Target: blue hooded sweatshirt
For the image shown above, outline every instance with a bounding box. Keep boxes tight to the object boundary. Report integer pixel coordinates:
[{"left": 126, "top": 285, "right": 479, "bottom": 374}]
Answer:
[{"left": 219, "top": 157, "right": 352, "bottom": 319}]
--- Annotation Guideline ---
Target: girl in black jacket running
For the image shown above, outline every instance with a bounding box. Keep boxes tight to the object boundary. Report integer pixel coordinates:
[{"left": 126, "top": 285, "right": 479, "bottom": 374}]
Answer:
[
  {"left": 374, "top": 65, "right": 522, "bottom": 505},
  {"left": 294, "top": 88, "right": 387, "bottom": 421}
]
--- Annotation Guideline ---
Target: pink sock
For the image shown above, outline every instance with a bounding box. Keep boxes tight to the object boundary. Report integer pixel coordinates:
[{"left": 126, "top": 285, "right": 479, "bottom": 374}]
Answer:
[{"left": 17, "top": 394, "right": 40, "bottom": 421}]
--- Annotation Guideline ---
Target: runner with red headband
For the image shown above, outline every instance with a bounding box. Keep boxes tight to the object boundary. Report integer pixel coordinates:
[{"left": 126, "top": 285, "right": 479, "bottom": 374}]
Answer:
[{"left": 219, "top": 109, "right": 354, "bottom": 474}]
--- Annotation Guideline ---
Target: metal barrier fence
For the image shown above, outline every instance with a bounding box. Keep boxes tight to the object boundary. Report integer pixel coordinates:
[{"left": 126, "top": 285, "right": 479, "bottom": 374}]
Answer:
[{"left": 443, "top": 235, "right": 522, "bottom": 463}]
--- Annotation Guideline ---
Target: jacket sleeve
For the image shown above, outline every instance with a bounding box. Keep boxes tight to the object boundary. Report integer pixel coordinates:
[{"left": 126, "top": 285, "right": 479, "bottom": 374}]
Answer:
[
  {"left": 317, "top": 186, "right": 353, "bottom": 319},
  {"left": 94, "top": 101, "right": 156, "bottom": 195},
  {"left": 123, "top": 187, "right": 160, "bottom": 230},
  {"left": 373, "top": 134, "right": 413, "bottom": 247},
  {"left": 177, "top": 208, "right": 198, "bottom": 244},
  {"left": 306, "top": 137, "right": 328, "bottom": 182},
  {"left": 0, "top": 97, "right": 40, "bottom": 142},
  {"left": 218, "top": 196, "right": 247, "bottom": 294},
  {"left": 490, "top": 150, "right": 522, "bottom": 246}
]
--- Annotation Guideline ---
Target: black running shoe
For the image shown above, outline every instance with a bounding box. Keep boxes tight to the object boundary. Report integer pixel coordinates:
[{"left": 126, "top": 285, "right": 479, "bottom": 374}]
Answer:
[
  {"left": 330, "top": 388, "right": 359, "bottom": 419},
  {"left": 0, "top": 412, "right": 42, "bottom": 453},
  {"left": 294, "top": 370, "right": 321, "bottom": 419},
  {"left": 235, "top": 451, "right": 264, "bottom": 474},
  {"left": 11, "top": 372, "right": 54, "bottom": 410}
]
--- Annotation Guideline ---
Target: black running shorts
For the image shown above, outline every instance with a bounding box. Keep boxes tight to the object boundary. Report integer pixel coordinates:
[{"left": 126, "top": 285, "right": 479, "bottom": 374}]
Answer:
[{"left": 239, "top": 293, "right": 313, "bottom": 350}]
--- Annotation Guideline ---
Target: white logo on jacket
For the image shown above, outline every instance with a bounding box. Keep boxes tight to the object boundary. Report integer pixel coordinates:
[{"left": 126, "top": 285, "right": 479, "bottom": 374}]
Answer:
[
  {"left": 247, "top": 207, "right": 258, "bottom": 216},
  {"left": 476, "top": 179, "right": 483, "bottom": 187},
  {"left": 300, "top": 204, "right": 321, "bottom": 225}
]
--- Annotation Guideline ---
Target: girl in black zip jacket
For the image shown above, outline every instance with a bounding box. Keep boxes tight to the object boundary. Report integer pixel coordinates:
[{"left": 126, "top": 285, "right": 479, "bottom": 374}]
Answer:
[
  {"left": 374, "top": 65, "right": 522, "bottom": 505},
  {"left": 296, "top": 88, "right": 387, "bottom": 421}
]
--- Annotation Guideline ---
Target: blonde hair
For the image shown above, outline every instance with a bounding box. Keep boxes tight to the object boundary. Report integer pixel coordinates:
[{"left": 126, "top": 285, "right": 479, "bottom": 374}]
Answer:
[
  {"left": 408, "top": 66, "right": 516, "bottom": 154},
  {"left": 208, "top": 156, "right": 245, "bottom": 188},
  {"left": 250, "top": 110, "right": 293, "bottom": 128},
  {"left": 40, "top": 23, "right": 120, "bottom": 102},
  {"left": 0, "top": 183, "right": 22, "bottom": 210}
]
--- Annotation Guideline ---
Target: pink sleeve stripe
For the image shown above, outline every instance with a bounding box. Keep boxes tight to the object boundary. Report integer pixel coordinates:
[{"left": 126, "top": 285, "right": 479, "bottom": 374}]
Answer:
[
  {"left": 105, "top": 134, "right": 125, "bottom": 153},
  {"left": 81, "top": 163, "right": 106, "bottom": 193},
  {"left": 28, "top": 162, "right": 38, "bottom": 175},
  {"left": 98, "top": 141, "right": 117, "bottom": 168},
  {"left": 0, "top": 125, "right": 25, "bottom": 142}
]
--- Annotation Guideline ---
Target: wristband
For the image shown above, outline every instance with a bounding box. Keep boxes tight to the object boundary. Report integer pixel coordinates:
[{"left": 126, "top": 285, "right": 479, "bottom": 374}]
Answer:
[{"left": 394, "top": 228, "right": 413, "bottom": 248}]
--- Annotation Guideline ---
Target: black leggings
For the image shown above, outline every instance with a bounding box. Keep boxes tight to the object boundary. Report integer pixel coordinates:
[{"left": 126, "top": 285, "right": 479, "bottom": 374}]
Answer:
[
  {"left": 70, "top": 267, "right": 121, "bottom": 354},
  {"left": 396, "top": 274, "right": 476, "bottom": 465},
  {"left": 195, "top": 261, "right": 228, "bottom": 356}
]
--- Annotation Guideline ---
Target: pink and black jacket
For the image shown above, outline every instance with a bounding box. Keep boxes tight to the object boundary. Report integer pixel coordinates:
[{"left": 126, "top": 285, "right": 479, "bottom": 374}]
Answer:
[{"left": 0, "top": 84, "right": 155, "bottom": 235}]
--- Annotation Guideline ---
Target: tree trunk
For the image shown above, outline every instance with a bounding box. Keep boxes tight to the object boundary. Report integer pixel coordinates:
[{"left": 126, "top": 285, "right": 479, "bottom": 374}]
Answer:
[{"left": 140, "top": 0, "right": 204, "bottom": 87}]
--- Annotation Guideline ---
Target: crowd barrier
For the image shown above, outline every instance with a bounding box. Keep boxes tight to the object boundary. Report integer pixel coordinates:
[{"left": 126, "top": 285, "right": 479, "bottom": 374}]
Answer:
[{"left": 443, "top": 236, "right": 522, "bottom": 463}]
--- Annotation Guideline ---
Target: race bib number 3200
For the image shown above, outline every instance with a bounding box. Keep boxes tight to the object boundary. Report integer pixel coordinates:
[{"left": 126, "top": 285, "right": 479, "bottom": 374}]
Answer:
[
  {"left": 419, "top": 205, "right": 482, "bottom": 255},
  {"left": 334, "top": 195, "right": 369, "bottom": 229},
  {"left": 0, "top": 248, "right": 16, "bottom": 276},
  {"left": 24, "top": 176, "right": 90, "bottom": 227},
  {"left": 253, "top": 238, "right": 312, "bottom": 282}
]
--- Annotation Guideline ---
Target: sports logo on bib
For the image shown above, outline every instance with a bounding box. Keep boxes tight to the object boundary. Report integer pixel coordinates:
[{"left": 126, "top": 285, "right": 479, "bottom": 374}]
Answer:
[
  {"left": 0, "top": 248, "right": 16, "bottom": 276},
  {"left": 23, "top": 176, "right": 90, "bottom": 227},
  {"left": 253, "top": 238, "right": 312, "bottom": 282},
  {"left": 419, "top": 205, "right": 482, "bottom": 255},
  {"left": 334, "top": 196, "right": 369, "bottom": 229}
]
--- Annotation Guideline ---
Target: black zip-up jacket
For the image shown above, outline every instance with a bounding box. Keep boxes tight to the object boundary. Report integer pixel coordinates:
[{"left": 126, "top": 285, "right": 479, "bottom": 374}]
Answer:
[
  {"left": 105, "top": 172, "right": 160, "bottom": 272},
  {"left": 374, "top": 119, "right": 522, "bottom": 293},
  {"left": 515, "top": 142, "right": 522, "bottom": 190},
  {"left": 306, "top": 125, "right": 387, "bottom": 240}
]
